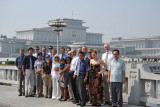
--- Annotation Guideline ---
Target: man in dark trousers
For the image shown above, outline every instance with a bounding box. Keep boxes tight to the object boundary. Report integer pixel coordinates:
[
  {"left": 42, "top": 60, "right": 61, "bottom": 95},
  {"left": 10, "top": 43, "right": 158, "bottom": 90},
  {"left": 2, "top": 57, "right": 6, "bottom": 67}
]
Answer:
[
  {"left": 15, "top": 48, "right": 26, "bottom": 96},
  {"left": 73, "top": 52, "right": 89, "bottom": 107},
  {"left": 108, "top": 49, "right": 126, "bottom": 107},
  {"left": 69, "top": 49, "right": 79, "bottom": 104}
]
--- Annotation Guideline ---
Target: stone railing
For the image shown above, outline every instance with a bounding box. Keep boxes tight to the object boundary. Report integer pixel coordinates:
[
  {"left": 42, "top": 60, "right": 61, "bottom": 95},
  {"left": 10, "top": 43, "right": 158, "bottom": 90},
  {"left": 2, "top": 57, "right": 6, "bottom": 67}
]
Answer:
[
  {"left": 0, "top": 63, "right": 160, "bottom": 106},
  {"left": 0, "top": 66, "right": 18, "bottom": 85},
  {"left": 123, "top": 63, "right": 160, "bottom": 106}
]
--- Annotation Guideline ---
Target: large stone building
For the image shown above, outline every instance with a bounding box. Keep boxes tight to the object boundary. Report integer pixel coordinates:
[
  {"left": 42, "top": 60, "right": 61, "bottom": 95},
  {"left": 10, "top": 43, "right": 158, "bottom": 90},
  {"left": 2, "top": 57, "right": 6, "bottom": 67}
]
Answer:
[
  {"left": 109, "top": 36, "right": 160, "bottom": 56},
  {"left": 0, "top": 18, "right": 104, "bottom": 58}
]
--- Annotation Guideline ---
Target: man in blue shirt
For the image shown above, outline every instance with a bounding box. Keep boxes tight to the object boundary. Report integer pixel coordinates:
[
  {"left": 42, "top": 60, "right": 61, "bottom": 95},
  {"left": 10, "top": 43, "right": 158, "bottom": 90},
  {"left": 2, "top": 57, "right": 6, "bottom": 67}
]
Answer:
[
  {"left": 47, "top": 46, "right": 53, "bottom": 62},
  {"left": 42, "top": 46, "right": 47, "bottom": 61},
  {"left": 15, "top": 48, "right": 26, "bottom": 96},
  {"left": 59, "top": 47, "right": 67, "bottom": 59},
  {"left": 82, "top": 46, "right": 89, "bottom": 59},
  {"left": 73, "top": 52, "right": 89, "bottom": 107},
  {"left": 108, "top": 49, "right": 126, "bottom": 107},
  {"left": 22, "top": 47, "right": 37, "bottom": 97}
]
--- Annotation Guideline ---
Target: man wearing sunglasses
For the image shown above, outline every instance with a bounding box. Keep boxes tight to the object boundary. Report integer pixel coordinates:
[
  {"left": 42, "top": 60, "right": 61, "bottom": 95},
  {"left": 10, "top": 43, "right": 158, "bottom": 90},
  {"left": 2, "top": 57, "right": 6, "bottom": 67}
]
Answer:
[
  {"left": 33, "top": 46, "right": 40, "bottom": 59},
  {"left": 48, "top": 46, "right": 53, "bottom": 62}
]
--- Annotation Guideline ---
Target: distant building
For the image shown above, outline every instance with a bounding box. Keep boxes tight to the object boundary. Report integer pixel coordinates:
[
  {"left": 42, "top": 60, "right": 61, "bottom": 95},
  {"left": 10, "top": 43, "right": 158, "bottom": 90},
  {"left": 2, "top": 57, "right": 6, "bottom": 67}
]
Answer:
[
  {"left": 109, "top": 36, "right": 160, "bottom": 56},
  {"left": 0, "top": 18, "right": 104, "bottom": 58}
]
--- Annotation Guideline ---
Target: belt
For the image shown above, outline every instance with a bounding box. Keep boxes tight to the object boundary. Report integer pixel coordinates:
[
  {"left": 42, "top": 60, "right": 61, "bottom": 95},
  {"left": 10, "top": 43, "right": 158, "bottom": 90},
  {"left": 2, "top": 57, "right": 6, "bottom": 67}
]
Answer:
[{"left": 78, "top": 73, "right": 85, "bottom": 76}]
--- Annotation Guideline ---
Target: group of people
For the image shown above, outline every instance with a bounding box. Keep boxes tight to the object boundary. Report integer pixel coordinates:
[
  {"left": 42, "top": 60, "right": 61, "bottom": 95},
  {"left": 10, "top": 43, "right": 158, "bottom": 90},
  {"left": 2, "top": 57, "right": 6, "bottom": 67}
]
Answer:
[{"left": 15, "top": 43, "right": 126, "bottom": 107}]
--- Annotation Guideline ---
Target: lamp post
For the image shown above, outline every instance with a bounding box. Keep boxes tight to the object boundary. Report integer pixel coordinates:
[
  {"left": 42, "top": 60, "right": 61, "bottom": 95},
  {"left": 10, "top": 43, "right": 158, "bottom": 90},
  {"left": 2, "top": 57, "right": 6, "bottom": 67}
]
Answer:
[
  {"left": 9, "top": 40, "right": 15, "bottom": 58},
  {"left": 48, "top": 18, "right": 67, "bottom": 54}
]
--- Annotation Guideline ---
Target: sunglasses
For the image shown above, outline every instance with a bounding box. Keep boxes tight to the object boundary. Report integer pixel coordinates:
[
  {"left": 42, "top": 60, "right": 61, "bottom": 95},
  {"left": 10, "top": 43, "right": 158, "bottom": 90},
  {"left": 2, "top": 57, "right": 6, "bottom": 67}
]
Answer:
[
  {"left": 45, "top": 57, "right": 49, "bottom": 58},
  {"left": 68, "top": 54, "right": 72, "bottom": 55},
  {"left": 35, "top": 49, "right": 39, "bottom": 50},
  {"left": 49, "top": 48, "right": 53, "bottom": 49},
  {"left": 66, "top": 59, "right": 70, "bottom": 61},
  {"left": 55, "top": 57, "right": 59, "bottom": 58}
]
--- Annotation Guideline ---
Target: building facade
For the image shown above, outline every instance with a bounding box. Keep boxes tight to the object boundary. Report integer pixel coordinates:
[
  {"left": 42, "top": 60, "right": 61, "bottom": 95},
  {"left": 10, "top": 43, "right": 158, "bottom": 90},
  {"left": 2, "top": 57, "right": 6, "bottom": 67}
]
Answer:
[
  {"left": 0, "top": 18, "right": 104, "bottom": 58},
  {"left": 109, "top": 36, "right": 160, "bottom": 56}
]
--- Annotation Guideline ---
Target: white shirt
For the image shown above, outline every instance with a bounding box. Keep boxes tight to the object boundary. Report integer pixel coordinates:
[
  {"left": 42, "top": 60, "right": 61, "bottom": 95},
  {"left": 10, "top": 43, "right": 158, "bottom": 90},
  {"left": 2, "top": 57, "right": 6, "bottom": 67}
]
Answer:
[
  {"left": 70, "top": 56, "right": 79, "bottom": 71},
  {"left": 101, "top": 51, "right": 114, "bottom": 67},
  {"left": 73, "top": 55, "right": 78, "bottom": 59},
  {"left": 51, "top": 62, "right": 60, "bottom": 78},
  {"left": 48, "top": 52, "right": 52, "bottom": 56},
  {"left": 33, "top": 53, "right": 38, "bottom": 58}
]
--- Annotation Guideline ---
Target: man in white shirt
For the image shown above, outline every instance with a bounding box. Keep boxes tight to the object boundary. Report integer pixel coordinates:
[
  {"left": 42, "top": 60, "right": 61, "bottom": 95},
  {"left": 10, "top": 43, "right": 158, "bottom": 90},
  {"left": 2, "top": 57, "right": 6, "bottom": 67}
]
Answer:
[
  {"left": 33, "top": 46, "right": 39, "bottom": 59},
  {"left": 70, "top": 49, "right": 79, "bottom": 104},
  {"left": 101, "top": 43, "right": 114, "bottom": 105}
]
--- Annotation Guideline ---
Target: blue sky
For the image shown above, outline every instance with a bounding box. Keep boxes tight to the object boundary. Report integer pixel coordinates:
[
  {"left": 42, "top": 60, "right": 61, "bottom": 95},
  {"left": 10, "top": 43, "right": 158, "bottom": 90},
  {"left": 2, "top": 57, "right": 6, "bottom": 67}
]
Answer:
[{"left": 0, "top": 0, "right": 160, "bottom": 42}]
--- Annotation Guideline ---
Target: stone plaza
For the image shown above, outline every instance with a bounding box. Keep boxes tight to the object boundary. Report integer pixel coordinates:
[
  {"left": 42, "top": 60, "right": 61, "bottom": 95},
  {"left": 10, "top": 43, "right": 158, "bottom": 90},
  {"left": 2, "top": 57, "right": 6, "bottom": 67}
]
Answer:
[
  {"left": 0, "top": 85, "right": 141, "bottom": 107},
  {"left": 1, "top": 57, "right": 160, "bottom": 107}
]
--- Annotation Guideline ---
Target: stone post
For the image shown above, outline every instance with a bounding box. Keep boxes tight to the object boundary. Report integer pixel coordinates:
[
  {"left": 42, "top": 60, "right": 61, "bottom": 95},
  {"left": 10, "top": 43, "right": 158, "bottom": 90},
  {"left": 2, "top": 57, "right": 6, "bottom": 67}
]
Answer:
[
  {"left": 128, "top": 69, "right": 146, "bottom": 106},
  {"left": 12, "top": 70, "right": 17, "bottom": 81},
  {"left": 7, "top": 70, "right": 12, "bottom": 80}
]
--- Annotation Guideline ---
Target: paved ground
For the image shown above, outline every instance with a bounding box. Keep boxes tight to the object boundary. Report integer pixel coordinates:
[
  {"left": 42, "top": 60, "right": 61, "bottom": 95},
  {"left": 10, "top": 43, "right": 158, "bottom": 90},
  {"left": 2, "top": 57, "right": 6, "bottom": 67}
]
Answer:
[{"left": 0, "top": 85, "right": 142, "bottom": 107}]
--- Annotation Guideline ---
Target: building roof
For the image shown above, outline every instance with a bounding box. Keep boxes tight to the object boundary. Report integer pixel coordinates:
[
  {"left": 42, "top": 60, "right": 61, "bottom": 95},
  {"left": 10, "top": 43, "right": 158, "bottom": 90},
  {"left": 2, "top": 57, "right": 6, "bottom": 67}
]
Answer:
[{"left": 111, "top": 36, "right": 160, "bottom": 42}]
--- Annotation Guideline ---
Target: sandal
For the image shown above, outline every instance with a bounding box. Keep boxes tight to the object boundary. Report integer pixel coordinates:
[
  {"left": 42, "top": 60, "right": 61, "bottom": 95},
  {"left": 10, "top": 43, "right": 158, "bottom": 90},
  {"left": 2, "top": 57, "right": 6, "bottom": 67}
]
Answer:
[{"left": 61, "top": 98, "right": 67, "bottom": 101}]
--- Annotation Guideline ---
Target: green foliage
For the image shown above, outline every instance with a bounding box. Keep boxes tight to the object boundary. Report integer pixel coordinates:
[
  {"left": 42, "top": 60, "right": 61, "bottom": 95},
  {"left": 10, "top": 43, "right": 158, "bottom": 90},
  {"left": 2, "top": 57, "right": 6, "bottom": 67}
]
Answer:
[{"left": 6, "top": 61, "right": 15, "bottom": 65}]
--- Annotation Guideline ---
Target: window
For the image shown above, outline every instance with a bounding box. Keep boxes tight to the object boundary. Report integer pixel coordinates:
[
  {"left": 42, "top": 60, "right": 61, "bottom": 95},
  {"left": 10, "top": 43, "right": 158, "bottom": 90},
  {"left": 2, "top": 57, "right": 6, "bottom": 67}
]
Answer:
[{"left": 72, "top": 31, "right": 76, "bottom": 37}]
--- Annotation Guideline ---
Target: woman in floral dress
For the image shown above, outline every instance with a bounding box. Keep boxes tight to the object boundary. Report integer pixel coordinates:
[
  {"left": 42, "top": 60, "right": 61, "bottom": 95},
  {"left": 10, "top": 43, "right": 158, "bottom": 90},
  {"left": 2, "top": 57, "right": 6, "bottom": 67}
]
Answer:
[{"left": 90, "top": 49, "right": 107, "bottom": 106}]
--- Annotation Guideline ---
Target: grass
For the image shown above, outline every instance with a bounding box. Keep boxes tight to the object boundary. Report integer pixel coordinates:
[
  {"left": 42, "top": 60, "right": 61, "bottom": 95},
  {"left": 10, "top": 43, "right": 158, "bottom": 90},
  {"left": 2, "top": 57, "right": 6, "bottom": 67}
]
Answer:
[
  {"left": 0, "top": 64, "right": 15, "bottom": 66},
  {"left": 0, "top": 82, "right": 12, "bottom": 86}
]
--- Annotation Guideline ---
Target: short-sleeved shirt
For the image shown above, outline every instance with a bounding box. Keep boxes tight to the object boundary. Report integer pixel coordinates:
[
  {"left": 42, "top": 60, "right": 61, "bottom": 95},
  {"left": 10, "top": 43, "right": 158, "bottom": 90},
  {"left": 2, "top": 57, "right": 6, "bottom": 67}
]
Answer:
[
  {"left": 59, "top": 54, "right": 67, "bottom": 59},
  {"left": 42, "top": 61, "right": 52, "bottom": 74},
  {"left": 34, "top": 60, "right": 44, "bottom": 74},
  {"left": 33, "top": 53, "right": 38, "bottom": 59},
  {"left": 74, "top": 59, "right": 89, "bottom": 75},
  {"left": 51, "top": 62, "right": 60, "bottom": 78},
  {"left": 15, "top": 55, "right": 26, "bottom": 69},
  {"left": 59, "top": 63, "right": 65, "bottom": 70},
  {"left": 108, "top": 58, "right": 126, "bottom": 82}
]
